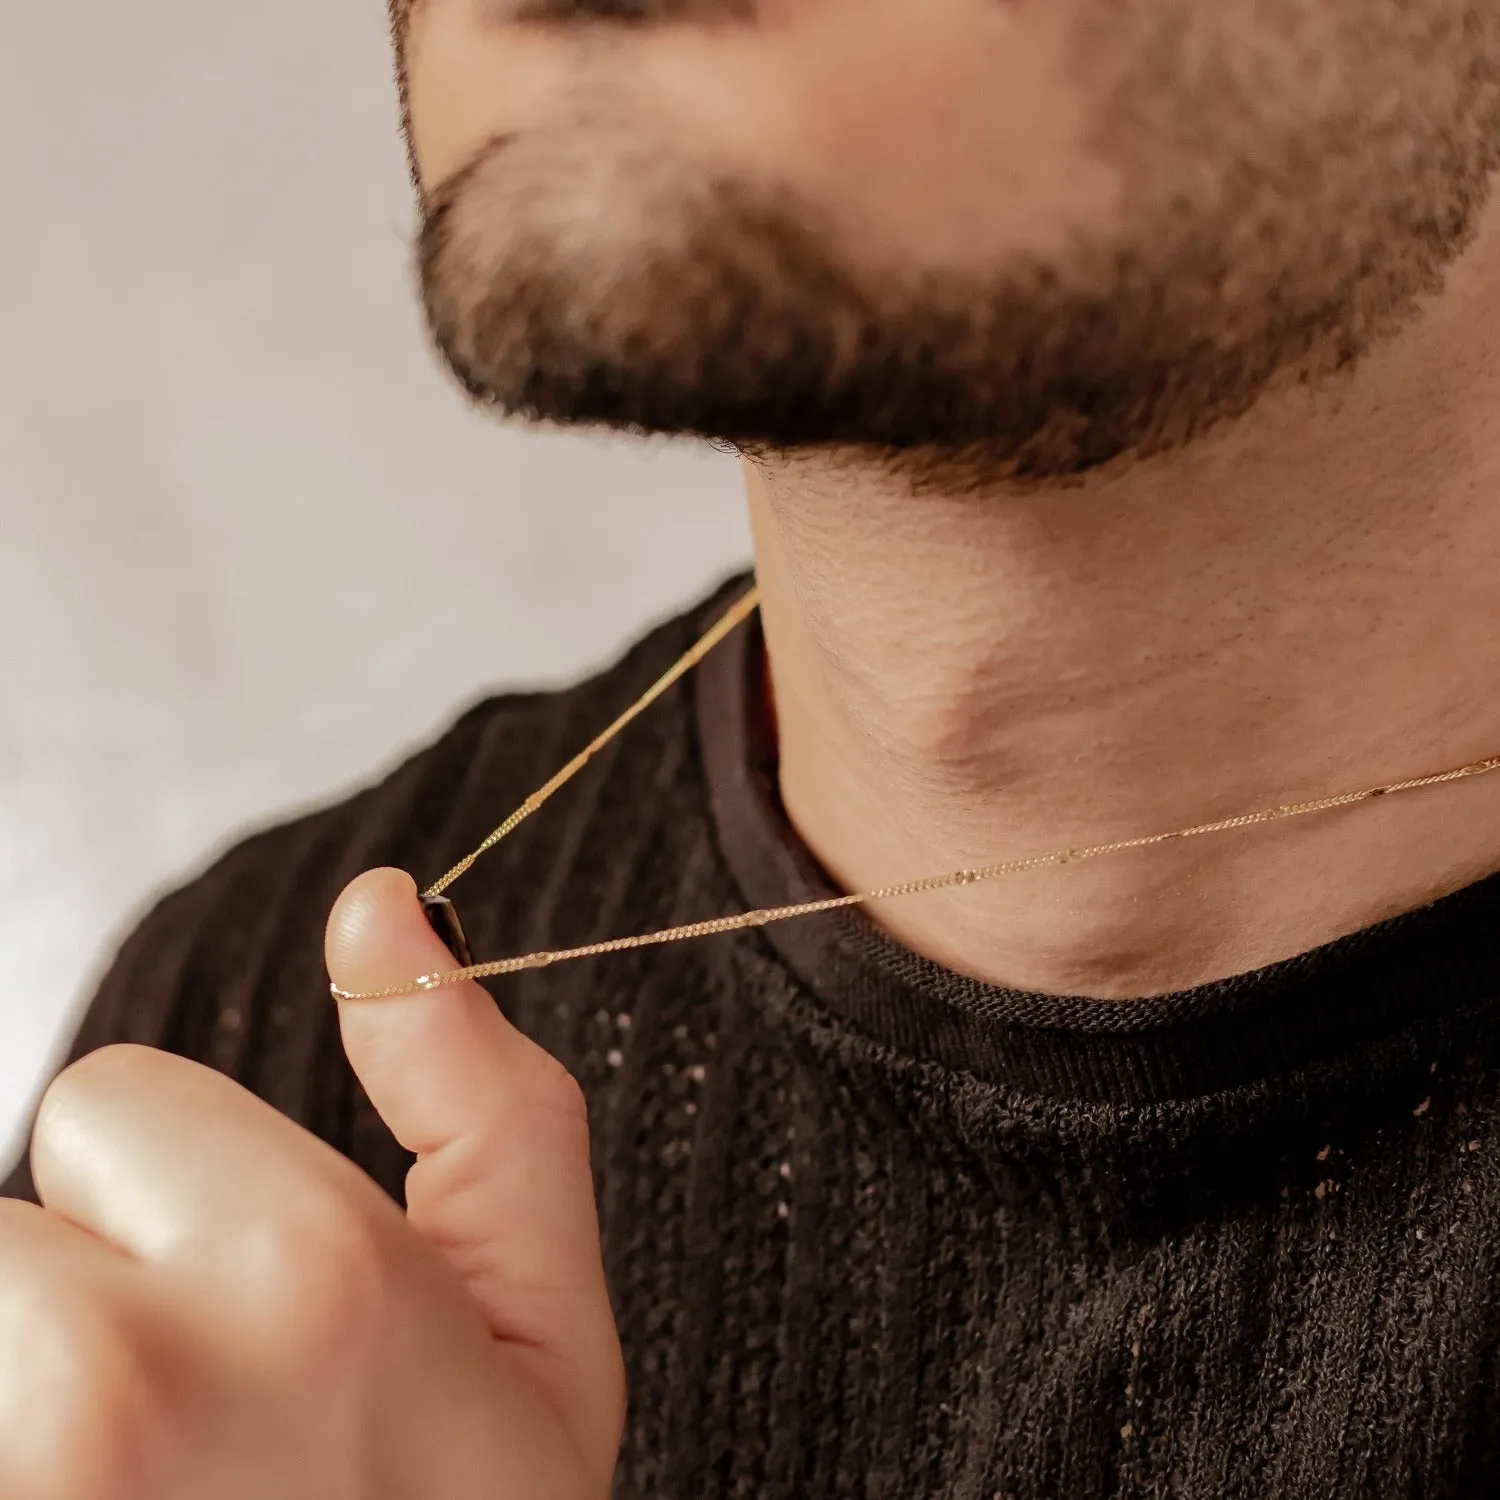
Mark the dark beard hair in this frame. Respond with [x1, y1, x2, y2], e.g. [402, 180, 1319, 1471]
[405, 3, 1500, 484]
[416, 143, 1467, 483]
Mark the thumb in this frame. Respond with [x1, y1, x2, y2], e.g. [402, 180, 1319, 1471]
[326, 869, 621, 1394]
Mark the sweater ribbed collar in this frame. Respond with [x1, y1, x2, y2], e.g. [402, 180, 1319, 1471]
[693, 574, 1500, 1108]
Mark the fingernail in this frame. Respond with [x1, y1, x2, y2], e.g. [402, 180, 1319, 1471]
[421, 895, 475, 969]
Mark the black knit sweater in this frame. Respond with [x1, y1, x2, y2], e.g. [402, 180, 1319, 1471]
[10, 571, 1500, 1497]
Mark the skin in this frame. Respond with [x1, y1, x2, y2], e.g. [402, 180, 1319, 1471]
[403, 1, 1113, 274]
[1, 871, 624, 1498]
[748, 210, 1500, 995]
[8, 1, 1500, 1494]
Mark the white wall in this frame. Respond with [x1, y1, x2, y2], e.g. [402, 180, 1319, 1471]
[0, 2, 751, 1169]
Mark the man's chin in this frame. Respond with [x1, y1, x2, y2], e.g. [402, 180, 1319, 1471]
[413, 133, 1421, 485]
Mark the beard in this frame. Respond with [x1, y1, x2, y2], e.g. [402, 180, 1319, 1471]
[405, 3, 1500, 483]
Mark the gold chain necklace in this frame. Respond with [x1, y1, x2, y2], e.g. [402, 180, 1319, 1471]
[331, 587, 1500, 1003]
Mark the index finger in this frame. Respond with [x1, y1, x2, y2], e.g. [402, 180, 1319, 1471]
[30, 1046, 374, 1266]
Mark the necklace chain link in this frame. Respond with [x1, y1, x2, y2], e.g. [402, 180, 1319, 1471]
[331, 587, 1500, 1003]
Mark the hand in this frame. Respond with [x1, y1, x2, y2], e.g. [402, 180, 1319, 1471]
[0, 868, 625, 1499]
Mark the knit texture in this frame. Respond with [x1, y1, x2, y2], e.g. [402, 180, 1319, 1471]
[9, 570, 1500, 1498]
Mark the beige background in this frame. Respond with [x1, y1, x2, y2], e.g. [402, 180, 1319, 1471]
[0, 2, 750, 1170]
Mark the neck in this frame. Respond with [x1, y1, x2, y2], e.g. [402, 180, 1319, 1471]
[747, 205, 1500, 1000]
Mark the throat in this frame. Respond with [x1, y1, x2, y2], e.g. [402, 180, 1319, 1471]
[742, 445, 1500, 999]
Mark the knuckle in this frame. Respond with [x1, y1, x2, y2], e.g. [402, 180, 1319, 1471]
[33, 1050, 116, 1143]
[507, 1052, 594, 1175]
[42, 1044, 151, 1111]
[33, 1047, 166, 1164]
[529, 1048, 591, 1128]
